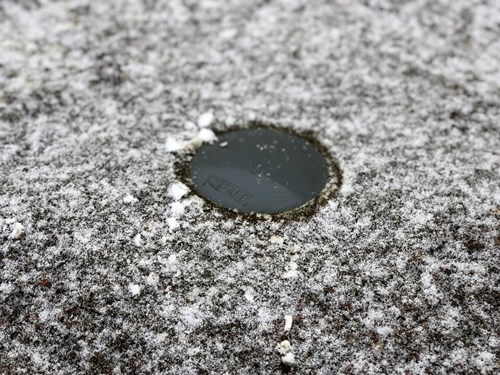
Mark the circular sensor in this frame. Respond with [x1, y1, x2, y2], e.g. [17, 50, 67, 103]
[189, 127, 334, 214]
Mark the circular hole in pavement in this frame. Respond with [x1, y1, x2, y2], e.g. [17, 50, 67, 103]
[187, 126, 341, 215]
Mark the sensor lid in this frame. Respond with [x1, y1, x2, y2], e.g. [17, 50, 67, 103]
[189, 127, 330, 214]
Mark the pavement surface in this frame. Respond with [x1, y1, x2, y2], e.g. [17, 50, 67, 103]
[1, 0, 499, 374]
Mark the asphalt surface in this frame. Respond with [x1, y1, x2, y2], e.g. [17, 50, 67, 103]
[1, 0, 499, 374]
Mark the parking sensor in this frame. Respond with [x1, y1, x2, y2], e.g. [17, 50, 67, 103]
[189, 127, 331, 214]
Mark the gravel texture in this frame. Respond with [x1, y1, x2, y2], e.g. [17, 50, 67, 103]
[1, 0, 499, 374]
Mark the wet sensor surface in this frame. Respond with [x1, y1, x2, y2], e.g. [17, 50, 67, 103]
[189, 127, 332, 214]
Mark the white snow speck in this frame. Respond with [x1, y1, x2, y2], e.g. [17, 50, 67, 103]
[180, 305, 203, 327]
[283, 270, 298, 278]
[182, 128, 219, 150]
[0, 283, 14, 295]
[10, 222, 24, 239]
[165, 137, 185, 152]
[127, 149, 141, 160]
[284, 315, 293, 331]
[474, 351, 495, 368]
[269, 235, 284, 245]
[155, 332, 168, 344]
[219, 142, 228, 148]
[197, 111, 214, 128]
[282, 260, 299, 278]
[168, 182, 189, 201]
[171, 201, 186, 216]
[128, 283, 141, 296]
[146, 273, 159, 286]
[421, 270, 439, 301]
[38, 308, 60, 323]
[168, 254, 177, 264]
[103, 99, 118, 116]
[364, 309, 384, 328]
[167, 217, 180, 230]
[282, 270, 298, 278]
[197, 128, 218, 143]
[376, 326, 393, 336]
[31, 352, 44, 366]
[38, 310, 50, 322]
[134, 233, 142, 246]
[244, 288, 255, 303]
[257, 307, 273, 323]
[123, 194, 137, 204]
[276, 340, 292, 355]
[282, 352, 295, 365]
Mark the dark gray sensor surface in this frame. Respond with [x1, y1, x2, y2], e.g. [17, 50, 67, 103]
[188, 128, 330, 214]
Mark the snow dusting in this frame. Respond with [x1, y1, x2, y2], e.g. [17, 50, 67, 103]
[1, 0, 498, 373]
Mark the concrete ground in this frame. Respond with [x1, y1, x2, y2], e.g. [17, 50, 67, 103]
[1, 0, 499, 374]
